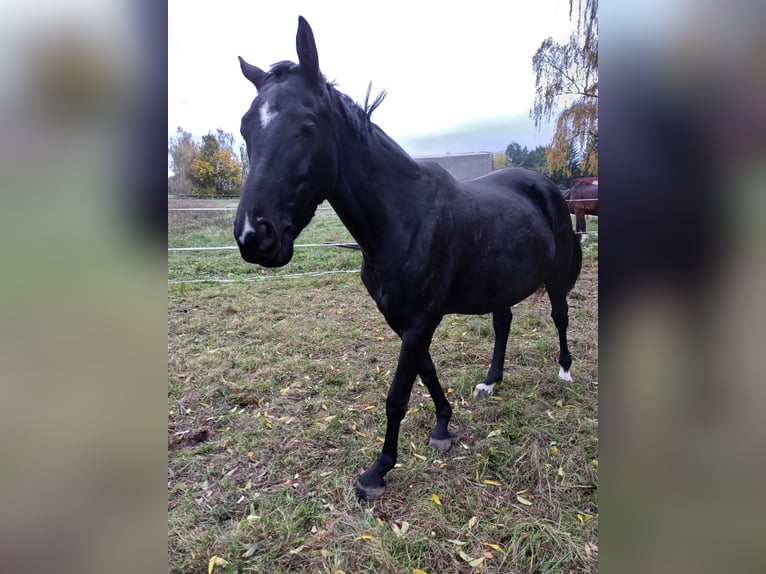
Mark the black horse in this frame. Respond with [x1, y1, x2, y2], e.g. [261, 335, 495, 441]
[234, 17, 582, 500]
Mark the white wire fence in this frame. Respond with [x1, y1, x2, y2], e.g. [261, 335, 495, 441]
[168, 205, 596, 284]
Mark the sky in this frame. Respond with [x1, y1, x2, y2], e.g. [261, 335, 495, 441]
[168, 0, 576, 164]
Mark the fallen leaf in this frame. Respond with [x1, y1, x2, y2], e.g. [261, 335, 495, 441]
[483, 543, 503, 552]
[391, 521, 411, 538]
[467, 516, 478, 531]
[413, 570, 429, 574]
[483, 479, 502, 487]
[516, 495, 533, 506]
[446, 538, 466, 546]
[577, 513, 594, 525]
[412, 452, 426, 460]
[486, 429, 502, 438]
[469, 556, 485, 568]
[289, 545, 305, 554]
[208, 556, 228, 574]
[549, 445, 559, 455]
[431, 493, 442, 506]
[458, 550, 474, 562]
[356, 535, 374, 541]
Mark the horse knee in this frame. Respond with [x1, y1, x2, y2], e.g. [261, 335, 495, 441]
[385, 395, 408, 421]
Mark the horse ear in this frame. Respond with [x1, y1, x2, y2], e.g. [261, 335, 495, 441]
[296, 16, 320, 82]
[239, 56, 266, 90]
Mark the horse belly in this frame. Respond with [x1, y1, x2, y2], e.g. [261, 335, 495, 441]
[443, 240, 554, 315]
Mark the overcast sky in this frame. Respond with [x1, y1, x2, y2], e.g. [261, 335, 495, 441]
[168, 0, 575, 160]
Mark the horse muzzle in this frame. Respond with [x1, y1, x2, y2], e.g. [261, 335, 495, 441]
[234, 216, 294, 267]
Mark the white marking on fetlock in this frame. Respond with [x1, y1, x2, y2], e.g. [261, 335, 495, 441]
[473, 382, 495, 398]
[558, 366, 573, 382]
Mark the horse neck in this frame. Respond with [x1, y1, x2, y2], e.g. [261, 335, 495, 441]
[326, 117, 421, 260]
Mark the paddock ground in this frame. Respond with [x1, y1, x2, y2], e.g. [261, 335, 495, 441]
[168, 201, 598, 573]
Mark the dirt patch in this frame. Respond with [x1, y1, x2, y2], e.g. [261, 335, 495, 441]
[168, 428, 210, 451]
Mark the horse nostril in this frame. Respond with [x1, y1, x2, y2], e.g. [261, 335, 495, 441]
[254, 220, 278, 251]
[236, 215, 282, 261]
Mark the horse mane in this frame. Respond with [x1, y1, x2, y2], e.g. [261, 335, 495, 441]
[328, 82, 387, 141]
[362, 82, 387, 119]
[265, 60, 385, 140]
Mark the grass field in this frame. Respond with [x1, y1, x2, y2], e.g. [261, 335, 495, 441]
[168, 199, 598, 573]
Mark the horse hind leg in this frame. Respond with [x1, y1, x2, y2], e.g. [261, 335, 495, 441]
[546, 282, 573, 383]
[576, 212, 588, 241]
[419, 352, 453, 453]
[473, 308, 512, 398]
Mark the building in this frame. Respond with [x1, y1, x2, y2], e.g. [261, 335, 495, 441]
[414, 151, 493, 181]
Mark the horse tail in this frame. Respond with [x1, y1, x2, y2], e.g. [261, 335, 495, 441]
[566, 229, 583, 293]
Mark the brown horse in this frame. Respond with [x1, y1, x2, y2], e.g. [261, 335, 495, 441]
[563, 178, 598, 237]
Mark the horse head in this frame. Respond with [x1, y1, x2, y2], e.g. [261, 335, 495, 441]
[234, 17, 339, 267]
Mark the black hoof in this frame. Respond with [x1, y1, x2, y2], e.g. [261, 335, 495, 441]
[356, 479, 386, 501]
[428, 436, 452, 453]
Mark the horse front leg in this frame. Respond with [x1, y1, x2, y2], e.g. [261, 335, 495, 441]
[356, 320, 437, 500]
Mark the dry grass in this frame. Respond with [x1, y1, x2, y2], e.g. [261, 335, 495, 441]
[168, 203, 598, 573]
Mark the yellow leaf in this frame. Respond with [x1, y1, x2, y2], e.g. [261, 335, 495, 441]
[483, 479, 502, 487]
[467, 516, 478, 530]
[577, 513, 593, 524]
[431, 493, 442, 506]
[247, 451, 254, 458]
[549, 445, 559, 455]
[363, 405, 376, 410]
[208, 556, 228, 574]
[458, 550, 474, 562]
[356, 535, 374, 541]
[413, 570, 429, 574]
[412, 452, 426, 460]
[516, 495, 533, 506]
[483, 543, 503, 552]
[469, 556, 485, 568]
[591, 459, 599, 467]
[289, 545, 305, 554]
[446, 538, 466, 546]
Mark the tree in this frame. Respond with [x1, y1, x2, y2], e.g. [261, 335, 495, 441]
[531, 0, 597, 176]
[239, 142, 249, 181]
[505, 142, 548, 175]
[190, 129, 243, 197]
[492, 151, 508, 170]
[168, 127, 198, 196]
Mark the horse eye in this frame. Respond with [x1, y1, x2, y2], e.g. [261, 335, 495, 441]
[300, 121, 317, 136]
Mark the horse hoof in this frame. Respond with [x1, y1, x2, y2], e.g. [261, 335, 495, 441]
[428, 437, 452, 453]
[356, 479, 385, 501]
[472, 383, 494, 398]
